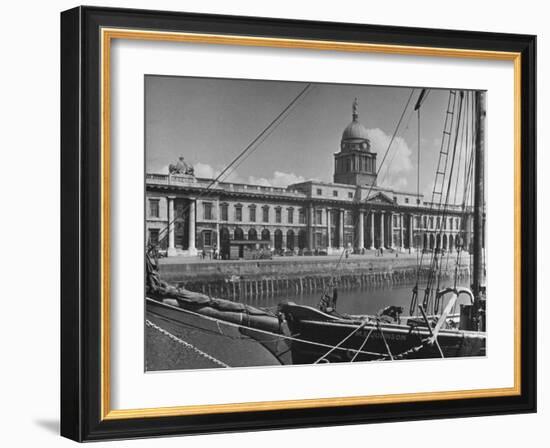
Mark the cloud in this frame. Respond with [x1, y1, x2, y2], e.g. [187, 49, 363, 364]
[193, 163, 304, 188]
[248, 171, 305, 187]
[368, 128, 413, 190]
[193, 162, 241, 183]
[193, 162, 217, 178]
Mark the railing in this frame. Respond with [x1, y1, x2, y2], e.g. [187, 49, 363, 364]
[145, 173, 304, 197]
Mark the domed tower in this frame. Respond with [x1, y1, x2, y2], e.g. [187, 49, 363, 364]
[333, 98, 377, 186]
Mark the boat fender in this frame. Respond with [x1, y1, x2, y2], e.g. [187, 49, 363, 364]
[162, 298, 179, 307]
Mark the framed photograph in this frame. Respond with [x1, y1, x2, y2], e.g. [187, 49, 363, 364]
[60, 6, 536, 441]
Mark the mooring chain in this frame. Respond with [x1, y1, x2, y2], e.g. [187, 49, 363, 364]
[145, 319, 230, 368]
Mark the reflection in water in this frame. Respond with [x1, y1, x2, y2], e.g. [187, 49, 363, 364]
[238, 278, 471, 316]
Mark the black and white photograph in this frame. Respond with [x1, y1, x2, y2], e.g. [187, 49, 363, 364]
[144, 76, 487, 371]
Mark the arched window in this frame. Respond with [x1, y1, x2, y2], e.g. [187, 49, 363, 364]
[220, 227, 230, 259]
[248, 228, 257, 240]
[261, 229, 270, 241]
[286, 230, 295, 250]
[274, 230, 283, 250]
[234, 227, 243, 241]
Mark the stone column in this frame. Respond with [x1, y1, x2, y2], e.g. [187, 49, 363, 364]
[339, 209, 344, 250]
[357, 210, 364, 251]
[409, 214, 414, 251]
[380, 211, 385, 249]
[167, 196, 176, 257]
[188, 198, 197, 256]
[400, 213, 405, 251]
[308, 205, 315, 250]
[389, 213, 394, 249]
[326, 208, 332, 252]
[370, 210, 374, 250]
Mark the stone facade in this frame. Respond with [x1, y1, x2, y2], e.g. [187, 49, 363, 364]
[145, 99, 473, 257]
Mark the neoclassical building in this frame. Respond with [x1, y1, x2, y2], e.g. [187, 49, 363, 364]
[146, 100, 473, 258]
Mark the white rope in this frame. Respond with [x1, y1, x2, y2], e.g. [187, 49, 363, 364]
[313, 318, 371, 364]
[350, 327, 375, 362]
[147, 299, 386, 358]
[146, 319, 230, 368]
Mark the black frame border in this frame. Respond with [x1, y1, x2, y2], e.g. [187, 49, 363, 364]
[61, 6, 537, 442]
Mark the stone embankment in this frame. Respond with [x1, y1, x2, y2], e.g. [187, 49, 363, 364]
[159, 255, 470, 300]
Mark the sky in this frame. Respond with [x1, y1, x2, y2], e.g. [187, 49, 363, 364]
[145, 76, 479, 200]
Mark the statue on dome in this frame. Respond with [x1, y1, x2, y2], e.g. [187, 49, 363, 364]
[169, 156, 194, 176]
[352, 97, 358, 121]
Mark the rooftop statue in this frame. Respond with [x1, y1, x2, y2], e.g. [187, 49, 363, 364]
[169, 156, 194, 176]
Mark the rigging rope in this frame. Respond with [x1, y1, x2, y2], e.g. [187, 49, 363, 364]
[411, 89, 457, 314]
[149, 83, 313, 251]
[318, 88, 416, 307]
[148, 300, 385, 357]
[422, 91, 465, 315]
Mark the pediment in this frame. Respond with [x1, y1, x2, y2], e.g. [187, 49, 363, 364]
[365, 192, 394, 205]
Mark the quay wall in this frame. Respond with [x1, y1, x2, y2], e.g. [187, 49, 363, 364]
[159, 257, 470, 300]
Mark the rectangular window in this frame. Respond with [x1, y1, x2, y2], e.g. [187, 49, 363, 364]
[149, 228, 159, 246]
[149, 199, 159, 218]
[315, 232, 323, 248]
[344, 211, 352, 226]
[235, 206, 242, 222]
[287, 208, 294, 224]
[221, 204, 228, 221]
[203, 202, 213, 220]
[333, 190, 338, 197]
[249, 206, 256, 222]
[416, 198, 421, 205]
[275, 208, 282, 223]
[316, 188, 322, 195]
[315, 209, 323, 225]
[348, 192, 353, 199]
[203, 230, 212, 246]
[262, 207, 269, 223]
[405, 197, 409, 204]
[298, 208, 306, 224]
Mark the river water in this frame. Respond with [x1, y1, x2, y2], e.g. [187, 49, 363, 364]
[237, 277, 471, 316]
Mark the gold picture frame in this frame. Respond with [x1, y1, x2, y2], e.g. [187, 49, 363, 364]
[61, 6, 536, 441]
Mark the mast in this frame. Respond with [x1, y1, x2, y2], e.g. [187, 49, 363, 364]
[472, 91, 486, 302]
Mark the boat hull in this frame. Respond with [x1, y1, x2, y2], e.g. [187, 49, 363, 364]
[280, 303, 486, 364]
[146, 298, 293, 369]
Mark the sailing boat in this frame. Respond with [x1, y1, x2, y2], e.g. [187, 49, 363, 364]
[278, 89, 487, 364]
[144, 86, 315, 369]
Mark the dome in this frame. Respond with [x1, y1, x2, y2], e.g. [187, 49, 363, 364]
[342, 120, 370, 141]
[342, 97, 369, 142]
